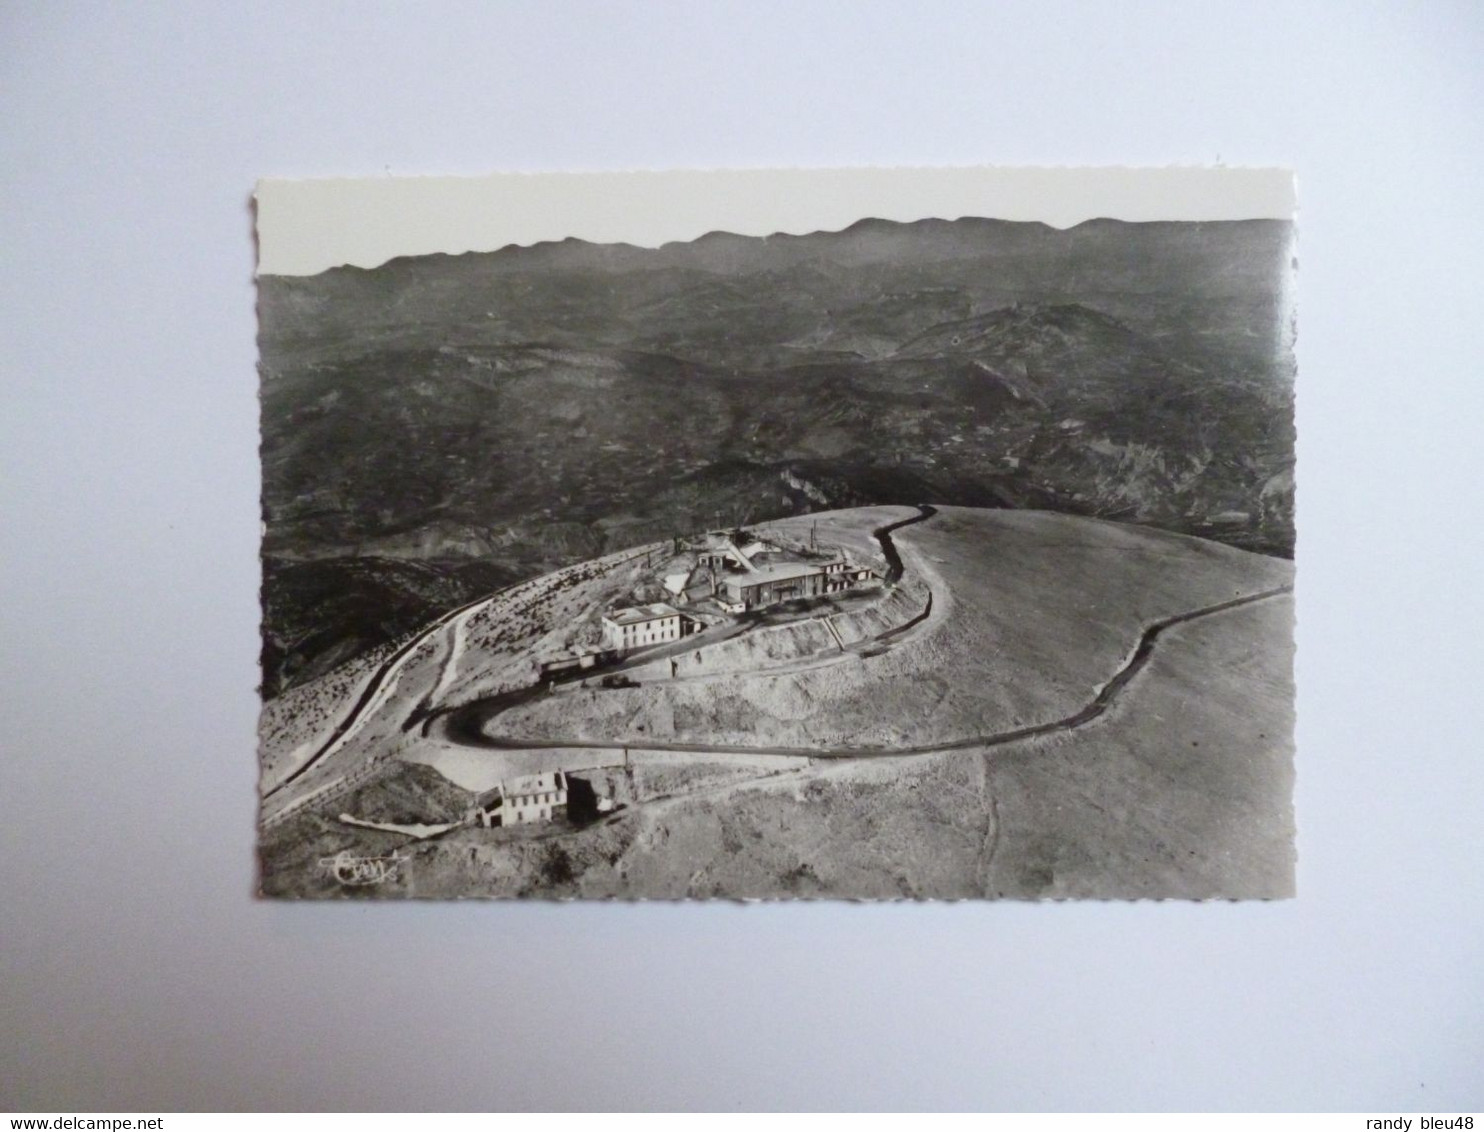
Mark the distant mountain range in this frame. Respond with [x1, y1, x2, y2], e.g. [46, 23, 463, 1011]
[258, 217, 1295, 696]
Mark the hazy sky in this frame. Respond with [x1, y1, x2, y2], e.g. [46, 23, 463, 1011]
[255, 166, 1297, 276]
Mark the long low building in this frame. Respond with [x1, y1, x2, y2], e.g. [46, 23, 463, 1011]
[720, 559, 872, 611]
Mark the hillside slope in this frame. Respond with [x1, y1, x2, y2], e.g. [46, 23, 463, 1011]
[486, 506, 1291, 752]
[258, 506, 1294, 900]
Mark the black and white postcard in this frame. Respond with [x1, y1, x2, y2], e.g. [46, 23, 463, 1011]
[254, 167, 1297, 900]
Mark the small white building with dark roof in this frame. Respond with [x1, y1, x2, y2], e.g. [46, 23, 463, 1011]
[473, 771, 570, 828]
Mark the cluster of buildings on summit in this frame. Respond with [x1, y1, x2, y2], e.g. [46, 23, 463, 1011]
[507, 530, 883, 827]
[599, 530, 875, 653]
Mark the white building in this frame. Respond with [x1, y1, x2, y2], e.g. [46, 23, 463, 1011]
[474, 771, 569, 827]
[719, 558, 871, 611]
[601, 603, 686, 651]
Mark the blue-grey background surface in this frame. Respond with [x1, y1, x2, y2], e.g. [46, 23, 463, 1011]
[2, 1, 1480, 1111]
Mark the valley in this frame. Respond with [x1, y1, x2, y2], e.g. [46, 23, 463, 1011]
[258, 218, 1295, 696]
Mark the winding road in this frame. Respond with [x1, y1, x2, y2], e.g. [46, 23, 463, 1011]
[428, 504, 1290, 764]
[265, 503, 1292, 827]
[263, 587, 504, 800]
[873, 503, 938, 583]
[434, 583, 1292, 760]
[430, 503, 941, 749]
[263, 542, 662, 808]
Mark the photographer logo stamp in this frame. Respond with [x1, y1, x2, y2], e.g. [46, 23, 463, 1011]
[319, 850, 410, 887]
